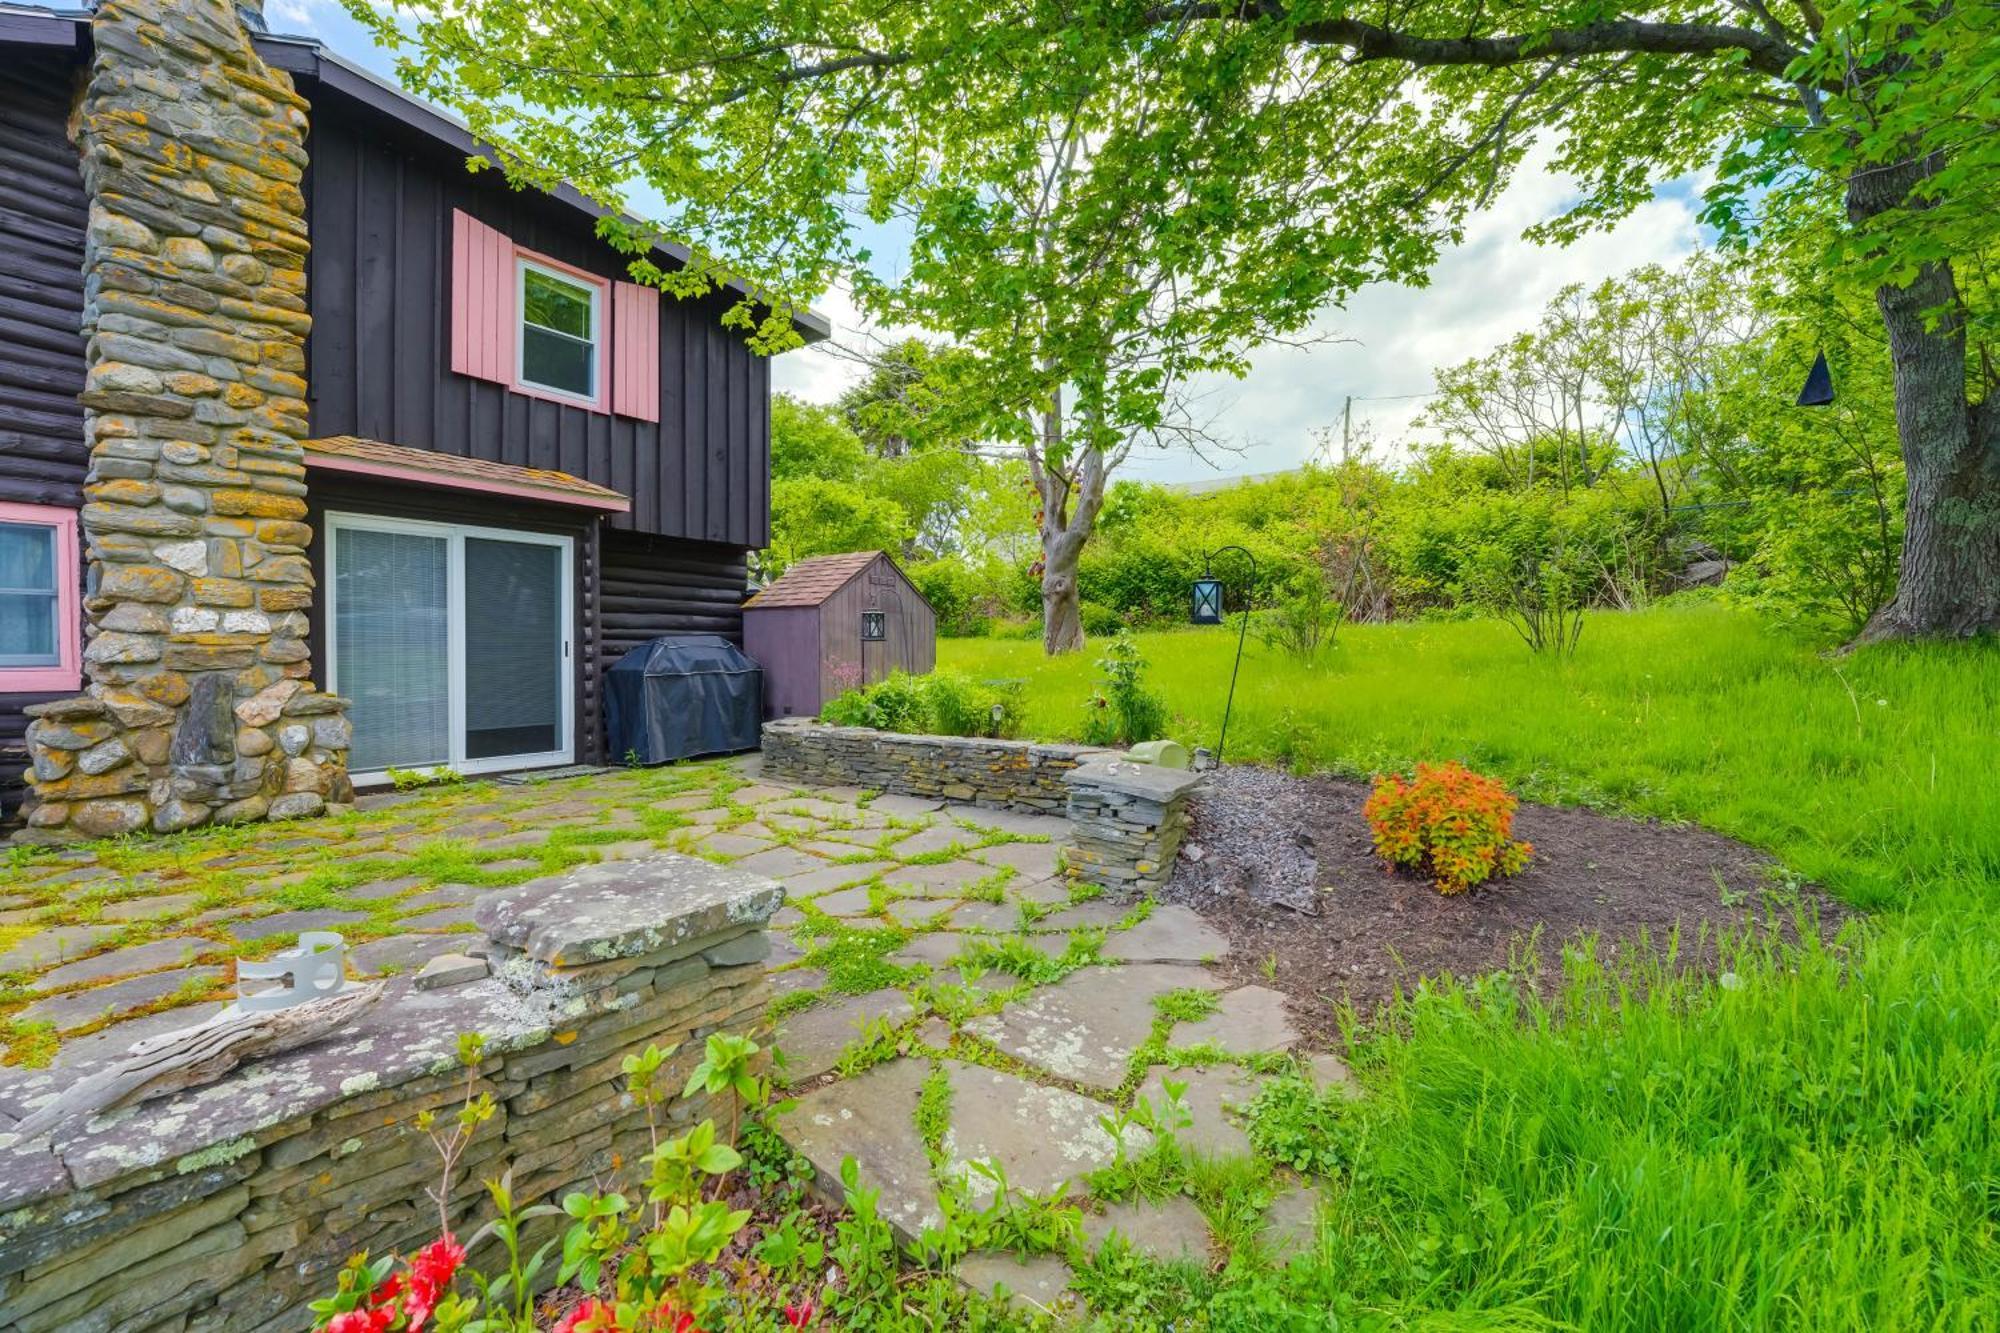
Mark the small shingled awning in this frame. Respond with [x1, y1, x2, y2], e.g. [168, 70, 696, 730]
[302, 435, 631, 512]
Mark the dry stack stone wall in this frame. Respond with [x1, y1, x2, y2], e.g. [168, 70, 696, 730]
[0, 855, 783, 1333]
[1062, 757, 1203, 898]
[759, 720, 1201, 899]
[760, 716, 1105, 812]
[18, 0, 350, 841]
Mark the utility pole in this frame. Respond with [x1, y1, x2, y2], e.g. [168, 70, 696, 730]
[1340, 394, 1352, 464]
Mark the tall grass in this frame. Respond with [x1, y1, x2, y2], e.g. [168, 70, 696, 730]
[945, 604, 2000, 1326]
[944, 604, 2000, 911]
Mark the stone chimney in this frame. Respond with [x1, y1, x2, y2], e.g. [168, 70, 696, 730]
[18, 0, 352, 840]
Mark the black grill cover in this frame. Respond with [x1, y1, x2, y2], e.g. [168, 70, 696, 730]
[604, 635, 764, 764]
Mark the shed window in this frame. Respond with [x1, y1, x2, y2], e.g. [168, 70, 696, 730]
[518, 259, 601, 401]
[860, 611, 886, 641]
[0, 503, 79, 690]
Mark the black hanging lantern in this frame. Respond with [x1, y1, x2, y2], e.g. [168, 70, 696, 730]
[1191, 577, 1225, 625]
[1192, 546, 1256, 764]
[1796, 349, 1835, 407]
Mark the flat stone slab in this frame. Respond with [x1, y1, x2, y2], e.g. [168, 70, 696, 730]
[889, 932, 968, 969]
[19, 966, 224, 1031]
[964, 964, 1222, 1090]
[888, 825, 969, 858]
[414, 952, 490, 991]
[348, 933, 464, 975]
[96, 892, 205, 923]
[782, 861, 895, 896]
[950, 806, 1073, 838]
[940, 1060, 1146, 1202]
[810, 886, 876, 918]
[1261, 1185, 1324, 1259]
[869, 794, 944, 817]
[771, 965, 826, 995]
[226, 909, 371, 942]
[957, 1251, 1076, 1314]
[950, 902, 1019, 932]
[1101, 906, 1229, 964]
[475, 854, 782, 966]
[881, 860, 991, 895]
[1172, 985, 1298, 1055]
[773, 1057, 941, 1242]
[774, 989, 915, 1081]
[1083, 1195, 1212, 1263]
[1135, 1065, 1266, 1161]
[736, 847, 827, 879]
[886, 898, 956, 928]
[1038, 901, 1125, 930]
[397, 906, 477, 931]
[695, 832, 775, 858]
[343, 876, 427, 902]
[33, 937, 209, 991]
[0, 926, 119, 972]
[1008, 877, 1069, 906]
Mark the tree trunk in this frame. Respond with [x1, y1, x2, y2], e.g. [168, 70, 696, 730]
[1026, 395, 1111, 655]
[1848, 166, 2000, 642]
[1042, 528, 1085, 653]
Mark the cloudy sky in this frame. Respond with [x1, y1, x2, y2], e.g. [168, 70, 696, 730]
[275, 1, 1705, 484]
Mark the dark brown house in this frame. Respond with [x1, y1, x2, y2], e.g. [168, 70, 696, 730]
[744, 552, 935, 719]
[0, 0, 826, 836]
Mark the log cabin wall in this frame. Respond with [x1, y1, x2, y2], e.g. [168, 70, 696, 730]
[0, 59, 88, 817]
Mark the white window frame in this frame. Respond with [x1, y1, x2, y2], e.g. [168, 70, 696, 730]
[324, 512, 575, 785]
[514, 256, 603, 405]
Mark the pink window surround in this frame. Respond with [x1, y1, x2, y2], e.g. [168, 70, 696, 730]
[0, 501, 81, 693]
[452, 209, 658, 421]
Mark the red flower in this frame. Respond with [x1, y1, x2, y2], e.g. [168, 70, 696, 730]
[326, 1310, 392, 1333]
[400, 1234, 466, 1330]
[554, 1298, 623, 1333]
[784, 1302, 818, 1328]
[653, 1302, 699, 1333]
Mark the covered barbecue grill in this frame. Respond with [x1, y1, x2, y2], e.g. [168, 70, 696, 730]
[603, 635, 763, 764]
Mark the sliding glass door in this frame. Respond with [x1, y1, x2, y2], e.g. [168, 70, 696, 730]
[328, 514, 573, 779]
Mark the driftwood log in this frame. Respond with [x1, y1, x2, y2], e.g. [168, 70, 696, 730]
[7, 982, 383, 1144]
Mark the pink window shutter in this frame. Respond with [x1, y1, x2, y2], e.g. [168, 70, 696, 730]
[612, 280, 660, 422]
[451, 209, 515, 384]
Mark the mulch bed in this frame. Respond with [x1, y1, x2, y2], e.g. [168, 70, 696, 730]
[1163, 766, 1847, 1046]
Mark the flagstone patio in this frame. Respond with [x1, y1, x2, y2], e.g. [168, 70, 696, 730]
[0, 756, 1344, 1306]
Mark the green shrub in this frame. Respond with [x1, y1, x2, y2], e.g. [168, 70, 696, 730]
[820, 670, 1021, 738]
[1079, 632, 1169, 746]
[1078, 600, 1126, 637]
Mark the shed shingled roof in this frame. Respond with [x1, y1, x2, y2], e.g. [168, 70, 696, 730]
[742, 552, 886, 608]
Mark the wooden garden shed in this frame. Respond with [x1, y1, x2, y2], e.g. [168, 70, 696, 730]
[743, 551, 936, 719]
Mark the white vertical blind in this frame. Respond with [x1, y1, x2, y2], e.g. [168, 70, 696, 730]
[464, 537, 562, 760]
[335, 527, 451, 772]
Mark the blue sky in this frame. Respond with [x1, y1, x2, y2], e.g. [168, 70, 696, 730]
[272, 0, 1705, 484]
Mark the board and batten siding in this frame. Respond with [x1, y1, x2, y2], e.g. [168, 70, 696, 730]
[0, 60, 89, 816]
[298, 93, 771, 549]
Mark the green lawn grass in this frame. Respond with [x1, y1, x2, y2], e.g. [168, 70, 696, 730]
[941, 603, 2000, 1326]
[943, 602, 2000, 911]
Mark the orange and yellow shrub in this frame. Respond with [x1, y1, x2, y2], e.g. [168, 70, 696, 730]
[1363, 761, 1533, 894]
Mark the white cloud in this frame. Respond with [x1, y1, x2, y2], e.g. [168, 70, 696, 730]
[777, 150, 1704, 483]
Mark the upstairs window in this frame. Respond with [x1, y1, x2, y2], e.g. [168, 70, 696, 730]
[517, 259, 601, 402]
[0, 502, 79, 691]
[860, 611, 886, 641]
